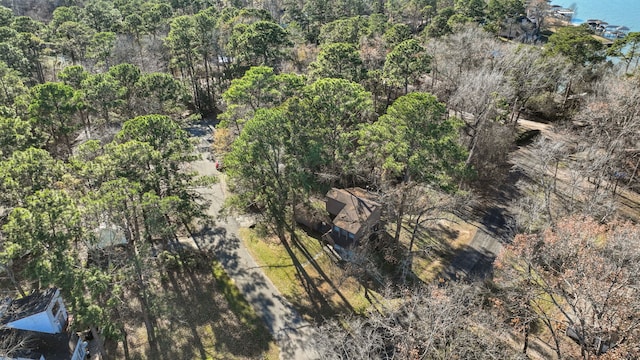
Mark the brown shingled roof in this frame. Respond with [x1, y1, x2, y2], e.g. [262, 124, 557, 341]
[326, 188, 380, 235]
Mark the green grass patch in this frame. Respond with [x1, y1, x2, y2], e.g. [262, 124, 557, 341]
[240, 228, 377, 318]
[240, 228, 299, 297]
[212, 261, 257, 326]
[413, 258, 444, 283]
[208, 259, 279, 359]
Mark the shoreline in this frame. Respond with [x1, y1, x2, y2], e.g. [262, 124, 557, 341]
[544, 0, 636, 33]
[528, 1, 616, 46]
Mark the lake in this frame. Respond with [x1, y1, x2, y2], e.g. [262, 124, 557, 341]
[550, 0, 640, 32]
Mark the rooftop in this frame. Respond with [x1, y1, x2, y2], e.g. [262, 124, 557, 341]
[0, 289, 58, 326]
[326, 188, 380, 235]
[0, 331, 82, 360]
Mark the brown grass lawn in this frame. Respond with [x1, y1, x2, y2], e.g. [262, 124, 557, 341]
[120, 256, 278, 360]
[395, 215, 477, 282]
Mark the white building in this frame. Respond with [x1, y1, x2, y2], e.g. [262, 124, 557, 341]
[0, 288, 88, 360]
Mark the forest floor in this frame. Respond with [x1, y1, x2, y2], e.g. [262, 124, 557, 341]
[462, 116, 640, 359]
[515, 118, 640, 222]
[121, 258, 279, 360]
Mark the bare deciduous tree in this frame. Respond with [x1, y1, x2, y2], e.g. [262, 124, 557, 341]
[448, 67, 512, 168]
[575, 76, 640, 195]
[427, 24, 502, 101]
[499, 46, 569, 124]
[497, 217, 640, 359]
[0, 325, 31, 358]
[316, 282, 523, 359]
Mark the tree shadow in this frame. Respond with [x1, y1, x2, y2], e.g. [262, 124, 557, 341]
[150, 248, 273, 360]
[441, 245, 496, 282]
[457, 167, 528, 239]
[185, 120, 218, 158]
[190, 224, 242, 270]
[409, 222, 460, 259]
[479, 207, 516, 244]
[190, 222, 324, 358]
[293, 233, 355, 311]
[469, 154, 528, 201]
[279, 235, 334, 319]
[185, 124, 212, 138]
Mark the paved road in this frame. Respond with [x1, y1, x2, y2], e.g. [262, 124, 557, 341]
[443, 228, 502, 281]
[444, 207, 514, 281]
[186, 122, 320, 360]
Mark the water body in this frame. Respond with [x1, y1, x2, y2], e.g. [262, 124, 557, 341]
[550, 0, 640, 32]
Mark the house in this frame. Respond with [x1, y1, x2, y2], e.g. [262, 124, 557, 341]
[324, 188, 381, 247]
[94, 224, 127, 250]
[0, 288, 68, 334]
[0, 288, 88, 360]
[0, 332, 88, 360]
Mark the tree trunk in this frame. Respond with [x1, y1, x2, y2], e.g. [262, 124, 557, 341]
[542, 313, 563, 359]
[464, 126, 480, 168]
[64, 132, 73, 158]
[35, 59, 45, 84]
[136, 36, 145, 71]
[562, 79, 572, 108]
[110, 306, 130, 360]
[408, 218, 419, 255]
[523, 319, 529, 354]
[91, 326, 107, 360]
[1, 264, 26, 297]
[627, 156, 640, 186]
[394, 191, 407, 242]
[132, 249, 157, 354]
[553, 159, 559, 191]
[203, 55, 214, 114]
[121, 325, 130, 360]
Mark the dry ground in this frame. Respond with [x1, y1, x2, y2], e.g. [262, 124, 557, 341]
[117, 255, 278, 360]
[395, 216, 478, 282]
[516, 119, 640, 222]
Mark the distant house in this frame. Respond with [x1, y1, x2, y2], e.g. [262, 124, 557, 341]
[0, 288, 88, 360]
[95, 224, 127, 250]
[498, 16, 537, 41]
[324, 188, 381, 247]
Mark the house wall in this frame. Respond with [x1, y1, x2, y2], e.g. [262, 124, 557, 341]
[7, 295, 67, 334]
[71, 340, 88, 360]
[49, 296, 68, 332]
[7, 312, 55, 333]
[331, 225, 355, 247]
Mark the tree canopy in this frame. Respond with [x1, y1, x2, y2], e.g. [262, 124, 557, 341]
[0, 1, 639, 358]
